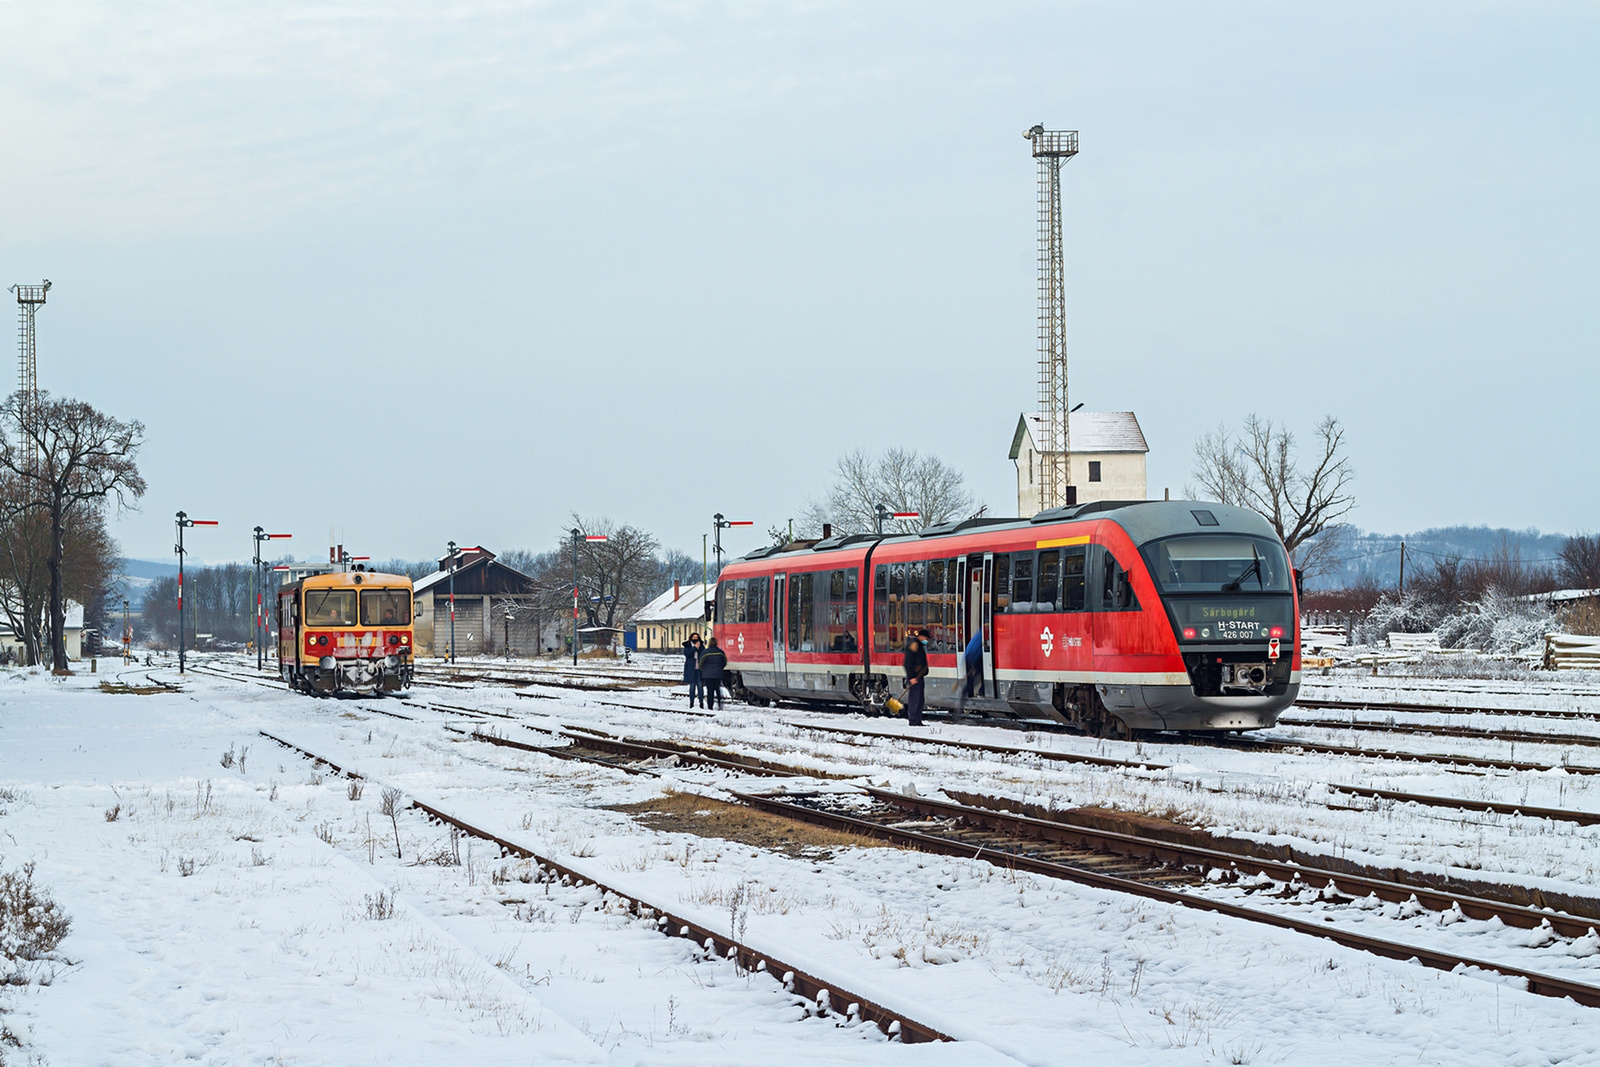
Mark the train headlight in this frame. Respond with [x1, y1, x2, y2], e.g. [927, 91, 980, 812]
[400, 634, 409, 644]
[1268, 627, 1284, 638]
[1182, 627, 1196, 639]
[387, 635, 399, 646]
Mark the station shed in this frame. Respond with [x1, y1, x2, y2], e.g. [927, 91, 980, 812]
[413, 547, 544, 658]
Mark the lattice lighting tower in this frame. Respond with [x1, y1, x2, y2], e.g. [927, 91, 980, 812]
[1023, 126, 1078, 512]
[9, 280, 50, 470]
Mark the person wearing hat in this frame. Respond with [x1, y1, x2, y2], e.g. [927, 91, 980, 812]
[902, 632, 928, 726]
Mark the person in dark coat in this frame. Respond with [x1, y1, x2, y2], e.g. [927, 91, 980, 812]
[957, 627, 983, 714]
[682, 633, 703, 707]
[902, 633, 928, 726]
[698, 637, 728, 709]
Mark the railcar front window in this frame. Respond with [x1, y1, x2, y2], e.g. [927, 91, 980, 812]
[1140, 536, 1292, 594]
[305, 590, 357, 626]
[360, 589, 412, 626]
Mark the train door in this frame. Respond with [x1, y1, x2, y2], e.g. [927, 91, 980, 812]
[978, 553, 995, 696]
[954, 557, 969, 655]
[771, 573, 786, 682]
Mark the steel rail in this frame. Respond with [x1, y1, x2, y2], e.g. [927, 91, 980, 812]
[1214, 733, 1600, 775]
[920, 788, 1600, 934]
[1296, 697, 1597, 722]
[780, 719, 1168, 771]
[453, 724, 846, 781]
[1279, 715, 1600, 749]
[1329, 783, 1600, 827]
[257, 730, 951, 1043]
[731, 789, 1600, 1008]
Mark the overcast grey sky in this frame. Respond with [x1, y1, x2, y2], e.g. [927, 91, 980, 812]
[3, 1, 1595, 567]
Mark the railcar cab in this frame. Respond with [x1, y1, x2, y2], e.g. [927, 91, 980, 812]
[277, 570, 415, 696]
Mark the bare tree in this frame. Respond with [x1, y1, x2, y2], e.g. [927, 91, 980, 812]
[1188, 415, 1353, 569]
[1558, 534, 1600, 591]
[0, 394, 145, 670]
[567, 515, 660, 630]
[802, 447, 978, 536]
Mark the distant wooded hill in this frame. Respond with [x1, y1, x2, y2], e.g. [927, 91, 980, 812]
[1306, 525, 1571, 590]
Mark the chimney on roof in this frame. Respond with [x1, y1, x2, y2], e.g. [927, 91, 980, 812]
[822, 523, 832, 539]
[673, 580, 680, 602]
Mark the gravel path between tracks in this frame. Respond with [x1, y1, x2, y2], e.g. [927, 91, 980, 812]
[3, 656, 1599, 1065]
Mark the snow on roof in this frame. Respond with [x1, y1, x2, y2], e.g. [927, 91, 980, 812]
[630, 582, 712, 625]
[412, 569, 451, 595]
[1518, 588, 1600, 604]
[1009, 412, 1148, 459]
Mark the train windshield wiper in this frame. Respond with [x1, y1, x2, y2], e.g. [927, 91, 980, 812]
[1221, 545, 1263, 593]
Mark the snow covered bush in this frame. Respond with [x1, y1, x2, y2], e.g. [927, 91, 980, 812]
[0, 862, 70, 983]
[1435, 590, 1558, 654]
[1354, 593, 1438, 644]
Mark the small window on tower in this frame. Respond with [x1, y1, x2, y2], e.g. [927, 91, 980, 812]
[1088, 460, 1102, 483]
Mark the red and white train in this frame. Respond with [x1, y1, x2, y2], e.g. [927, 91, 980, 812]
[711, 500, 1301, 735]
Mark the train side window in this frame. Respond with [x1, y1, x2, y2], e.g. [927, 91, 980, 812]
[1062, 546, 1087, 611]
[1011, 555, 1034, 610]
[787, 573, 808, 652]
[889, 563, 906, 649]
[1100, 551, 1140, 611]
[905, 560, 925, 630]
[873, 565, 889, 652]
[844, 568, 858, 649]
[992, 554, 1012, 613]
[1035, 550, 1060, 612]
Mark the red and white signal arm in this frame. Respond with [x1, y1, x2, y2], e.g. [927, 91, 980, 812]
[1268, 637, 1281, 661]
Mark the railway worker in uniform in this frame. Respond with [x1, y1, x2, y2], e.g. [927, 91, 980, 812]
[903, 633, 928, 726]
[957, 627, 983, 714]
[699, 637, 728, 709]
[682, 633, 703, 707]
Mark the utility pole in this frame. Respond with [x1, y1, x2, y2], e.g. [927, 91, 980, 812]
[253, 527, 291, 671]
[122, 599, 130, 664]
[1398, 541, 1407, 597]
[1023, 125, 1079, 513]
[174, 512, 217, 673]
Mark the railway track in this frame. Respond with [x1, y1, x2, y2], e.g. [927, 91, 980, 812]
[1296, 696, 1599, 722]
[1328, 782, 1600, 827]
[733, 787, 1600, 1008]
[257, 730, 950, 1043]
[1278, 714, 1600, 749]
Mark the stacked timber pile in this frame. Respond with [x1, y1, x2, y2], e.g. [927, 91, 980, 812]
[1544, 633, 1600, 671]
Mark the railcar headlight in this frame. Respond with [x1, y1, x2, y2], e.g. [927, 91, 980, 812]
[400, 634, 409, 644]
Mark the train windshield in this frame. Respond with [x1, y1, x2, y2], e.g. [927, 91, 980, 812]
[304, 589, 357, 626]
[1140, 535, 1292, 594]
[361, 589, 412, 626]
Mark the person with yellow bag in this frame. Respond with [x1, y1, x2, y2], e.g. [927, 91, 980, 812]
[901, 632, 928, 726]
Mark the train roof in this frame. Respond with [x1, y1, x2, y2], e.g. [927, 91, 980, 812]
[279, 570, 414, 593]
[729, 500, 1282, 566]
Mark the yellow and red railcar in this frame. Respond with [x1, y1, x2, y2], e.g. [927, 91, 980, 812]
[276, 570, 414, 695]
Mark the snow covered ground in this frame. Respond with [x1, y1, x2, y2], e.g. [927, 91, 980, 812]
[2, 656, 1599, 1065]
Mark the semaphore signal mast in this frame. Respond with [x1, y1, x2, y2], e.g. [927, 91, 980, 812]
[9, 280, 50, 470]
[1023, 126, 1078, 511]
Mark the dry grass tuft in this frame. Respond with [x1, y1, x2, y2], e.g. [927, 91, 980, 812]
[607, 791, 886, 858]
